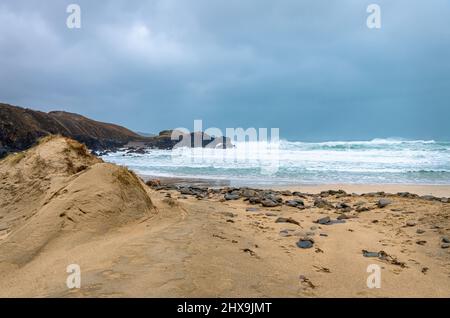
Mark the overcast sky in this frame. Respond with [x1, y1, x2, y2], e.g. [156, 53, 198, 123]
[0, 0, 449, 141]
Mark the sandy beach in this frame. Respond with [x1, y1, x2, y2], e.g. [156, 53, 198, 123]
[1, 137, 449, 297]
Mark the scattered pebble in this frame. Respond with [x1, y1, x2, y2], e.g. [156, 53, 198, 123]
[297, 238, 314, 249]
[377, 198, 392, 208]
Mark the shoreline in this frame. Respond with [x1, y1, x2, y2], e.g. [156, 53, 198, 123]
[138, 174, 450, 197]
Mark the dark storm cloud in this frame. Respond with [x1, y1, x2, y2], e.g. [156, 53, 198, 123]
[0, 0, 449, 140]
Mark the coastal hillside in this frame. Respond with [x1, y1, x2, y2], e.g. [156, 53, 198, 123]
[0, 103, 140, 156]
[0, 103, 234, 158]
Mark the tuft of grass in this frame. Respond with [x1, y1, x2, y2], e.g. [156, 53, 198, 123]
[113, 166, 140, 187]
[37, 134, 62, 145]
[3, 151, 26, 165]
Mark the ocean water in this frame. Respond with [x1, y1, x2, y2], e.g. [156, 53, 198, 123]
[101, 139, 450, 186]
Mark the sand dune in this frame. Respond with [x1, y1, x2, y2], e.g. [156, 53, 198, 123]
[0, 136, 449, 297]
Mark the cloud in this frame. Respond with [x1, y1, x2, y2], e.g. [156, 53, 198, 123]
[0, 0, 449, 140]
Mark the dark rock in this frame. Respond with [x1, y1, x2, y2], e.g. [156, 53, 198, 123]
[441, 198, 449, 203]
[441, 243, 450, 249]
[248, 197, 262, 204]
[180, 187, 194, 195]
[377, 198, 392, 208]
[241, 189, 258, 198]
[362, 250, 380, 258]
[275, 217, 300, 226]
[442, 236, 450, 244]
[224, 193, 240, 201]
[337, 214, 350, 220]
[336, 202, 351, 209]
[416, 240, 427, 246]
[297, 238, 314, 249]
[420, 195, 436, 201]
[285, 199, 304, 208]
[314, 216, 331, 225]
[406, 221, 416, 227]
[416, 229, 426, 234]
[356, 206, 371, 212]
[261, 199, 280, 207]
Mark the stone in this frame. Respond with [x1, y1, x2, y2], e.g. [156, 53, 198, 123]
[275, 217, 300, 226]
[377, 198, 391, 208]
[314, 216, 331, 225]
[249, 197, 262, 204]
[442, 236, 450, 244]
[224, 193, 240, 200]
[285, 199, 304, 207]
[314, 198, 332, 208]
[441, 243, 450, 249]
[416, 229, 426, 234]
[362, 250, 380, 258]
[261, 199, 279, 207]
[406, 221, 416, 227]
[356, 206, 371, 212]
[416, 240, 427, 246]
[246, 207, 260, 212]
[297, 238, 314, 249]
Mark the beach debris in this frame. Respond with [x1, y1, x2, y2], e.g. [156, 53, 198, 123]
[221, 212, 236, 218]
[275, 217, 300, 226]
[314, 265, 331, 273]
[377, 198, 392, 208]
[362, 250, 406, 268]
[241, 248, 258, 257]
[297, 238, 314, 249]
[299, 275, 316, 289]
[362, 250, 380, 258]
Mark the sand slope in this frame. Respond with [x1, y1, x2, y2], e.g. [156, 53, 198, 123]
[0, 137, 154, 271]
[0, 136, 449, 297]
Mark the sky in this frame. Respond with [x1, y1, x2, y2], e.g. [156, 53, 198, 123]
[0, 0, 449, 141]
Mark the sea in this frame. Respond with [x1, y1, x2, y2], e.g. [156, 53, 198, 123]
[101, 138, 450, 186]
